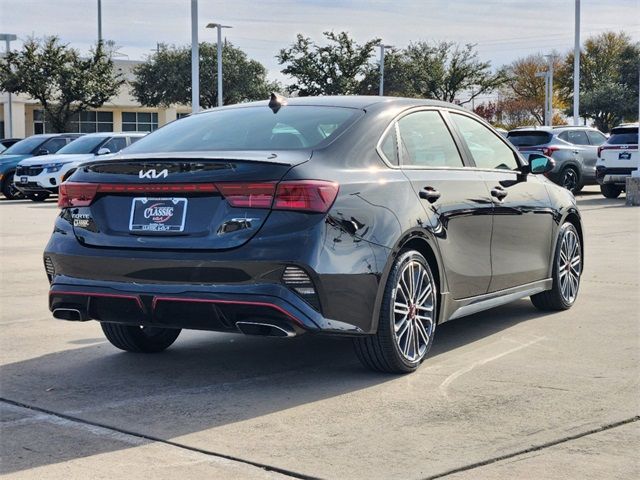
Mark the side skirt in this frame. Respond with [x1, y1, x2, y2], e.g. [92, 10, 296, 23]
[442, 279, 552, 322]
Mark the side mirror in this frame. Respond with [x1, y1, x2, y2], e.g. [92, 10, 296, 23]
[528, 153, 555, 174]
[96, 147, 111, 156]
[36, 148, 50, 156]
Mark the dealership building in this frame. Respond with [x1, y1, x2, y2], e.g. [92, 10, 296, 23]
[0, 59, 191, 139]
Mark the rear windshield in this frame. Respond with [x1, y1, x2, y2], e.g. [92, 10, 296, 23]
[607, 127, 638, 145]
[506, 131, 552, 147]
[124, 106, 362, 154]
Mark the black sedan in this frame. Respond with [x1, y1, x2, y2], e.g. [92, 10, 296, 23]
[45, 95, 583, 373]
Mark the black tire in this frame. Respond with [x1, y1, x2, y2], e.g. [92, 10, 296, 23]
[26, 192, 50, 202]
[531, 222, 582, 311]
[353, 250, 437, 374]
[559, 166, 580, 194]
[1, 171, 24, 200]
[101, 323, 181, 353]
[600, 184, 622, 199]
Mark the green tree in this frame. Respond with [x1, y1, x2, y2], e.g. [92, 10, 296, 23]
[0, 37, 123, 132]
[359, 41, 503, 104]
[557, 32, 640, 132]
[132, 42, 278, 108]
[277, 31, 380, 96]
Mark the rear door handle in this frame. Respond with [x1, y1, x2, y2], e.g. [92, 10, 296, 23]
[419, 186, 441, 203]
[490, 186, 508, 200]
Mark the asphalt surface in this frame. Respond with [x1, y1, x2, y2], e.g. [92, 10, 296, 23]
[1, 186, 638, 479]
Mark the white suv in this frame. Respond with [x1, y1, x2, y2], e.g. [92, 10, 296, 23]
[14, 132, 146, 201]
[596, 124, 639, 198]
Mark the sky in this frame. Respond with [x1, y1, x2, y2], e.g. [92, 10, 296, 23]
[1, 0, 638, 102]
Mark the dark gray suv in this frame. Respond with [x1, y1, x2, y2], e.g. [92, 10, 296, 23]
[507, 126, 607, 193]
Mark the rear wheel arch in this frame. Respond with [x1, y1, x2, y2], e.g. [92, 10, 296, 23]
[370, 232, 445, 334]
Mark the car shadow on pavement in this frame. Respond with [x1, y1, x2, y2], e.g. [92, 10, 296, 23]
[1, 298, 549, 474]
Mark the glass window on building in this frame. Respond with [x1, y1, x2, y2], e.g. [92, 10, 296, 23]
[34, 109, 48, 134]
[70, 111, 114, 133]
[122, 112, 159, 132]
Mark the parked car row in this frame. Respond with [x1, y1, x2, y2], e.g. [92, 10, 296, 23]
[505, 124, 638, 197]
[0, 132, 144, 201]
[1, 121, 637, 202]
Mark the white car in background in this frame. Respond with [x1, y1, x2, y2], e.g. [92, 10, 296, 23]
[14, 132, 146, 201]
[596, 124, 639, 198]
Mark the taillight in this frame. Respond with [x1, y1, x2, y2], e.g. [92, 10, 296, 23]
[58, 182, 218, 208]
[58, 183, 99, 208]
[597, 146, 603, 158]
[273, 180, 339, 213]
[216, 182, 276, 208]
[542, 146, 559, 157]
[59, 180, 339, 214]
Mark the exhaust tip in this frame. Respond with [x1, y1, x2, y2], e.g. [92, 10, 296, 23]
[53, 307, 88, 321]
[236, 321, 295, 337]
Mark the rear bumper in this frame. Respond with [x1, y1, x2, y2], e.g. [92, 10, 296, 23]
[48, 279, 336, 336]
[596, 166, 637, 185]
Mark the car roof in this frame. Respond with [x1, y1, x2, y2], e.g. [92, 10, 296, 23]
[509, 125, 601, 133]
[198, 95, 468, 113]
[76, 132, 146, 138]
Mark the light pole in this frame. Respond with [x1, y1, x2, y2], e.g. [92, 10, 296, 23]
[535, 71, 549, 126]
[378, 44, 392, 96]
[206, 23, 232, 107]
[97, 0, 102, 44]
[191, 0, 199, 113]
[545, 54, 556, 126]
[573, 0, 581, 125]
[0, 33, 17, 138]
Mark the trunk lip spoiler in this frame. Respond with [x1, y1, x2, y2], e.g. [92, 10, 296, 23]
[80, 150, 313, 167]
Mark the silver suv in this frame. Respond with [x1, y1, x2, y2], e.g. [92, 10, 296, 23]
[507, 126, 607, 193]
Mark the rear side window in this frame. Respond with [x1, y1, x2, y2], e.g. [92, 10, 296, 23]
[124, 106, 362, 153]
[42, 137, 68, 153]
[452, 113, 519, 170]
[380, 126, 399, 165]
[586, 130, 606, 145]
[397, 111, 463, 168]
[565, 130, 590, 145]
[608, 127, 638, 145]
[506, 131, 552, 147]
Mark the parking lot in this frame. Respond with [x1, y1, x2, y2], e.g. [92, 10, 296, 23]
[0, 187, 638, 479]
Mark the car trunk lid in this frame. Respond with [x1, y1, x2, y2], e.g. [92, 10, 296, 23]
[66, 151, 310, 250]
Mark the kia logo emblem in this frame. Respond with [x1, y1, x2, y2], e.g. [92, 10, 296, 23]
[139, 169, 168, 179]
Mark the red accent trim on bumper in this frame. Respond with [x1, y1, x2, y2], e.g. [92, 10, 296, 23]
[49, 290, 303, 327]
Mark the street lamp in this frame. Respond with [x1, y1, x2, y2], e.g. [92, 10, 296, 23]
[206, 23, 233, 107]
[544, 54, 556, 126]
[0, 33, 17, 138]
[378, 44, 393, 96]
[535, 70, 550, 126]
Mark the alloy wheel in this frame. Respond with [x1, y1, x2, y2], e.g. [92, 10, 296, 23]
[393, 260, 435, 363]
[558, 229, 581, 304]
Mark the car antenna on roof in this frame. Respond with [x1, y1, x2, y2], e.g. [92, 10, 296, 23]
[268, 92, 287, 114]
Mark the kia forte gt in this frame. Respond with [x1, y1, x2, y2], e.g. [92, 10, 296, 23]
[45, 95, 583, 373]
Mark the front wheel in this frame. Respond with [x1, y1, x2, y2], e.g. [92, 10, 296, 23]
[1, 172, 24, 200]
[353, 250, 437, 373]
[531, 222, 582, 311]
[600, 184, 622, 199]
[101, 323, 181, 353]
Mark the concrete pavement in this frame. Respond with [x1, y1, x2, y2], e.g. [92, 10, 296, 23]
[1, 187, 638, 479]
